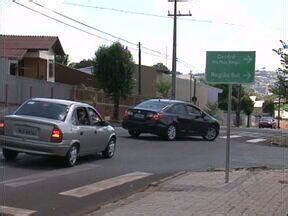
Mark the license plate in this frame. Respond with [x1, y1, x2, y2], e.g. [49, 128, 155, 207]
[17, 126, 38, 136]
[134, 113, 145, 119]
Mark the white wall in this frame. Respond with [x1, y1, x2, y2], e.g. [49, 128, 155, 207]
[0, 58, 9, 78]
[156, 73, 222, 108]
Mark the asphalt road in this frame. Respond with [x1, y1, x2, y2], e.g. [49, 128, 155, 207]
[0, 127, 287, 216]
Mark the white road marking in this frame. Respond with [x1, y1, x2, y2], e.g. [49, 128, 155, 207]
[246, 138, 267, 143]
[220, 135, 242, 139]
[0, 205, 37, 216]
[238, 131, 264, 138]
[0, 164, 100, 187]
[60, 171, 152, 198]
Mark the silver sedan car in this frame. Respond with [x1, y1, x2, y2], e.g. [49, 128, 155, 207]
[0, 98, 116, 167]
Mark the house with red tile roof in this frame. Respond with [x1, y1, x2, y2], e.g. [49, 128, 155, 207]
[0, 35, 65, 82]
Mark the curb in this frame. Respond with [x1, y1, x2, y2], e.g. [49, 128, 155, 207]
[149, 171, 187, 187]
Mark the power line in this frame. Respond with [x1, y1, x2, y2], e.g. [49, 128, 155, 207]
[29, 0, 192, 67]
[12, 0, 176, 66]
[65, 2, 287, 31]
[65, 2, 168, 19]
[12, 0, 114, 43]
[64, 2, 244, 28]
[30, 0, 137, 46]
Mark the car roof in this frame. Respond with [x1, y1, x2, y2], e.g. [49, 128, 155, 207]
[146, 99, 186, 104]
[31, 98, 89, 107]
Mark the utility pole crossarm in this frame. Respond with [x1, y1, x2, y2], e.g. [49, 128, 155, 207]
[168, 11, 192, 16]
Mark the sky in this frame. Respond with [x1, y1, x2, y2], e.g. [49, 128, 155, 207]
[1, 0, 287, 74]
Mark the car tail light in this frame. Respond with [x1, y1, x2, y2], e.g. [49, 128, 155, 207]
[152, 113, 163, 121]
[124, 110, 133, 118]
[51, 127, 63, 143]
[0, 122, 4, 135]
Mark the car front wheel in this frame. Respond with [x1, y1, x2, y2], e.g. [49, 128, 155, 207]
[65, 144, 79, 167]
[203, 126, 218, 141]
[103, 138, 116, 159]
[2, 148, 18, 161]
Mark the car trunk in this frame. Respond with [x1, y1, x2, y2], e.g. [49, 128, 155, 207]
[4, 115, 63, 142]
[128, 109, 158, 121]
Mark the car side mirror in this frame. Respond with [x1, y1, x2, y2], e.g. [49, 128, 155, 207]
[201, 112, 206, 118]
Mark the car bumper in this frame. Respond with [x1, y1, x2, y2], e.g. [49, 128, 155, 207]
[0, 135, 71, 157]
[259, 123, 274, 128]
[122, 120, 167, 134]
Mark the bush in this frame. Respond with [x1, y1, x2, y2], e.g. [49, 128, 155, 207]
[204, 102, 224, 121]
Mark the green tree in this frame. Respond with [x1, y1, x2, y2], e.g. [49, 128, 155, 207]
[69, 59, 94, 69]
[262, 100, 275, 116]
[55, 54, 69, 66]
[271, 40, 288, 99]
[241, 96, 254, 127]
[204, 102, 223, 121]
[153, 63, 170, 73]
[215, 84, 245, 111]
[93, 42, 135, 120]
[156, 79, 171, 98]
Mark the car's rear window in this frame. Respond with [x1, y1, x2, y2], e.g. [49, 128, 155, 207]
[15, 100, 69, 121]
[136, 100, 170, 111]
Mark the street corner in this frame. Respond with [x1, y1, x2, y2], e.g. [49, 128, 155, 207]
[87, 169, 288, 216]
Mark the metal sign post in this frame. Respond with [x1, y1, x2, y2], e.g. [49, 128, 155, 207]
[205, 51, 256, 183]
[225, 84, 232, 183]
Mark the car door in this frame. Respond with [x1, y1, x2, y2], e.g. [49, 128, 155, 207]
[87, 107, 110, 152]
[71, 107, 95, 155]
[186, 104, 206, 134]
[167, 103, 190, 134]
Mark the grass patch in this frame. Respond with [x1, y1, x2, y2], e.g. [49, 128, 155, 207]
[270, 135, 288, 147]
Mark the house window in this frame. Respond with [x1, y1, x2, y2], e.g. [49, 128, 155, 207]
[48, 60, 54, 78]
[9, 61, 18, 76]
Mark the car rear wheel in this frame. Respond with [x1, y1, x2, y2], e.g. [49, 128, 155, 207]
[203, 125, 218, 141]
[165, 125, 177, 141]
[103, 138, 116, 159]
[65, 144, 79, 167]
[2, 148, 18, 161]
[128, 130, 141, 138]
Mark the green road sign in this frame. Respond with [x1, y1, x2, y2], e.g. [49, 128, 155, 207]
[205, 51, 256, 84]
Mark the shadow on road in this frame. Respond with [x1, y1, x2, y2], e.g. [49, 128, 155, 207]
[0, 153, 105, 170]
[124, 135, 204, 142]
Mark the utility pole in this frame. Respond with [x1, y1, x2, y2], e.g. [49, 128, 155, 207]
[236, 84, 242, 127]
[193, 77, 197, 105]
[168, 0, 191, 99]
[277, 96, 281, 129]
[189, 70, 192, 103]
[138, 42, 141, 95]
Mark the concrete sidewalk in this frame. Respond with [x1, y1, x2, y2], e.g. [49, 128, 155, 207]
[89, 169, 288, 216]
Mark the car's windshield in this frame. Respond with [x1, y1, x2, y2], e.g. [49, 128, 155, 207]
[261, 117, 273, 121]
[15, 100, 69, 121]
[135, 100, 170, 111]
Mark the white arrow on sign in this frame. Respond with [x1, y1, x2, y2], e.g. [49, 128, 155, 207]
[242, 71, 252, 80]
[244, 55, 252, 64]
